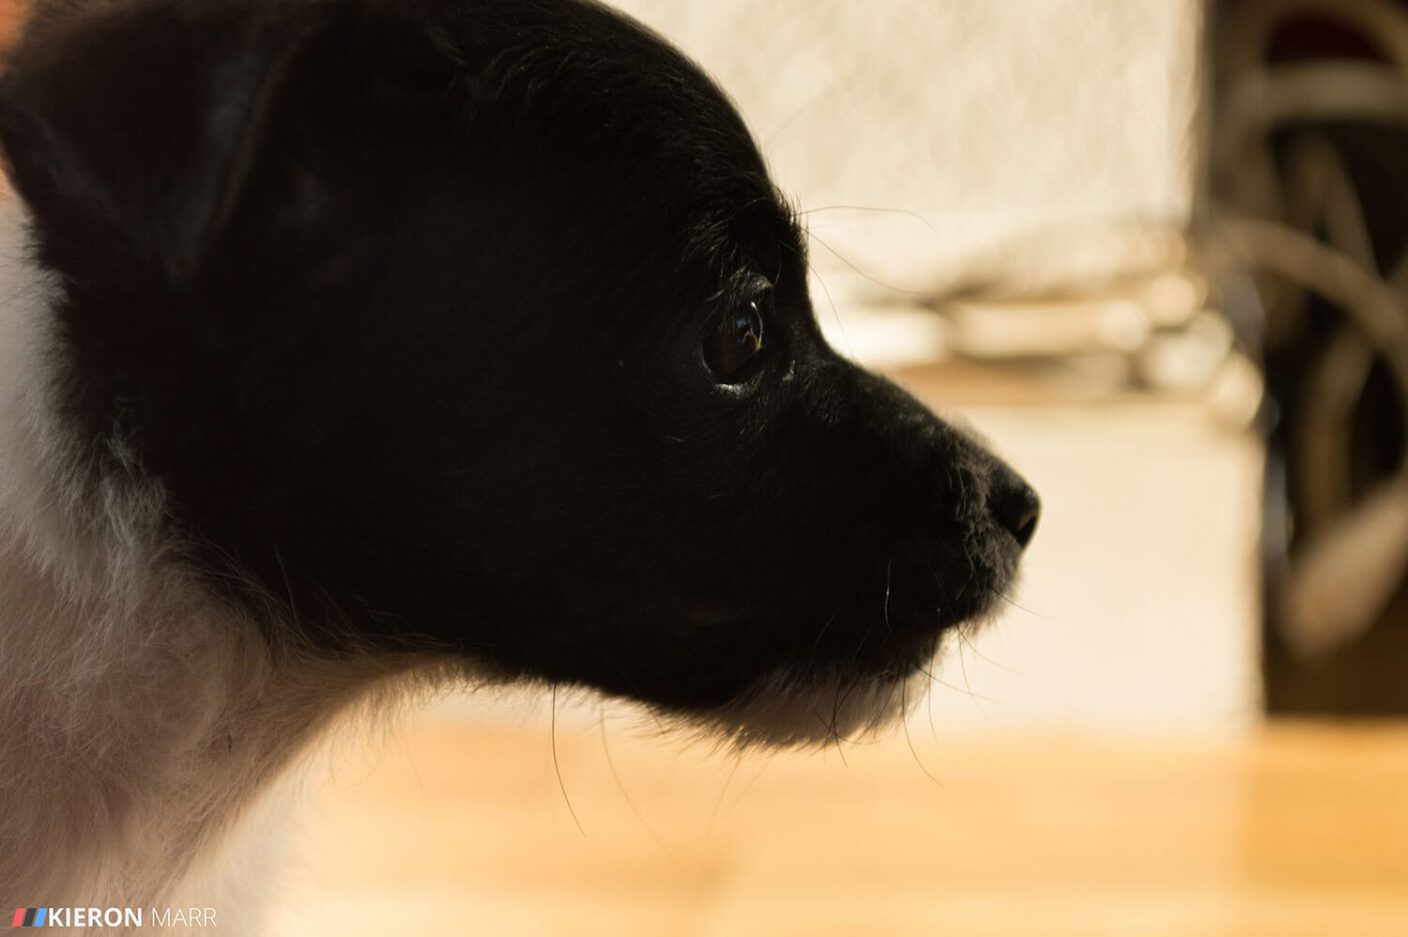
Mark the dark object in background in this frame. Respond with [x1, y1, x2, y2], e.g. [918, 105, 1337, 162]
[1211, 0, 1408, 714]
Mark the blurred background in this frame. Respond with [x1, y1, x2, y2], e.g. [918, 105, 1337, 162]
[8, 0, 1408, 934]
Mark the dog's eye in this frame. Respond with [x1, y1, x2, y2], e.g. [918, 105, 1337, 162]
[704, 299, 766, 383]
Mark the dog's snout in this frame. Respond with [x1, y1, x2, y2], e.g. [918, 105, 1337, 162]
[989, 465, 1040, 549]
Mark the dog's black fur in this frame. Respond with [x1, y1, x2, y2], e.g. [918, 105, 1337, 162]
[0, 0, 1037, 722]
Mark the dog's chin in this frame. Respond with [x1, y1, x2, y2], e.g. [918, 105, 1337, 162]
[645, 629, 955, 751]
[647, 561, 1019, 749]
[655, 663, 933, 750]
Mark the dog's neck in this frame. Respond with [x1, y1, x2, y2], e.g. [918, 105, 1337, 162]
[0, 199, 410, 929]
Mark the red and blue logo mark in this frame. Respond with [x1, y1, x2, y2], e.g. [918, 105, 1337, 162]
[11, 908, 47, 928]
[11, 907, 151, 928]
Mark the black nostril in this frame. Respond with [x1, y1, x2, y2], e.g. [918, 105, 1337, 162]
[990, 466, 1040, 549]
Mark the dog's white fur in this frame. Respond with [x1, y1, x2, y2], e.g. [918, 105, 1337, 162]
[0, 193, 925, 930]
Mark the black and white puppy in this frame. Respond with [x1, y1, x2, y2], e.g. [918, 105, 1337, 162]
[0, 0, 1038, 928]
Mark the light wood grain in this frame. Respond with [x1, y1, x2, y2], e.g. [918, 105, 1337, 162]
[267, 719, 1408, 937]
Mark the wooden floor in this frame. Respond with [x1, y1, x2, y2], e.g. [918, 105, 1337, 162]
[267, 717, 1408, 937]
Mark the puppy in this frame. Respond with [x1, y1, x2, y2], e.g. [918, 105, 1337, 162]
[0, 0, 1039, 929]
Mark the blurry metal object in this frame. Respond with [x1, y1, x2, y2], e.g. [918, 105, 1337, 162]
[947, 296, 1151, 359]
[1213, 218, 1408, 655]
[1206, 349, 1269, 430]
[1211, 220, 1408, 414]
[1213, 0, 1408, 660]
[812, 216, 1258, 418]
[899, 216, 1233, 395]
[939, 268, 1210, 360]
[1279, 479, 1408, 655]
[934, 240, 1251, 409]
[1138, 311, 1236, 391]
[937, 222, 1193, 304]
[1298, 326, 1377, 532]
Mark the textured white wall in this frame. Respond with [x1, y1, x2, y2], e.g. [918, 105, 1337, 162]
[608, 0, 1202, 293]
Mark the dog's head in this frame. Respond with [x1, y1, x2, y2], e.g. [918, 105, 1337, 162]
[0, 0, 1037, 744]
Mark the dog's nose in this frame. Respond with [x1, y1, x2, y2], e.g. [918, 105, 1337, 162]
[989, 465, 1040, 549]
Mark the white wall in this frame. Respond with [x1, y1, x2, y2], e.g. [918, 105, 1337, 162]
[609, 0, 1203, 293]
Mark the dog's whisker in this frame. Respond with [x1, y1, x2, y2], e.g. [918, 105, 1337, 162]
[723, 754, 774, 821]
[954, 619, 1007, 673]
[804, 226, 851, 352]
[805, 256, 842, 330]
[900, 678, 943, 788]
[993, 588, 1052, 620]
[926, 560, 953, 605]
[916, 658, 1001, 706]
[807, 598, 848, 666]
[807, 231, 933, 296]
[926, 666, 941, 743]
[271, 543, 304, 637]
[707, 748, 746, 834]
[797, 204, 942, 240]
[951, 633, 986, 716]
[830, 725, 849, 767]
[882, 556, 894, 632]
[827, 677, 850, 761]
[550, 683, 585, 837]
[764, 84, 836, 149]
[593, 649, 669, 737]
[830, 669, 870, 747]
[597, 710, 678, 866]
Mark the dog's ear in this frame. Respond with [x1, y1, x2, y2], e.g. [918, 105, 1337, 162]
[0, 3, 468, 286]
[0, 2, 317, 284]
